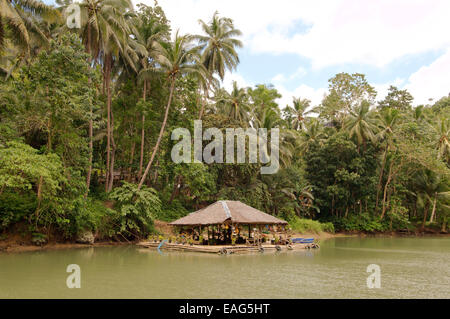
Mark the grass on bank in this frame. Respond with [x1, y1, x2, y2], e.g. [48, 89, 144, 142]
[288, 217, 335, 234]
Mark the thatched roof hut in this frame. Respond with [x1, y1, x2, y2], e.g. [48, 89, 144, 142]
[169, 201, 287, 226]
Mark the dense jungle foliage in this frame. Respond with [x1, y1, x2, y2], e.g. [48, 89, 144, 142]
[0, 0, 449, 242]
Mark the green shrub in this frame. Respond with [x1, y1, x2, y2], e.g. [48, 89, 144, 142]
[64, 198, 117, 239]
[328, 213, 388, 232]
[0, 191, 37, 230]
[157, 200, 189, 222]
[31, 232, 47, 246]
[322, 222, 335, 233]
[289, 217, 334, 233]
[109, 182, 162, 239]
[278, 207, 296, 222]
[386, 198, 411, 231]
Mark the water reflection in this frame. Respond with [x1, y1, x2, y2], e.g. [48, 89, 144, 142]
[0, 237, 448, 298]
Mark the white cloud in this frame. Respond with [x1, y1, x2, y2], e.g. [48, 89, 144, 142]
[147, 0, 450, 107]
[222, 72, 251, 92]
[373, 50, 450, 105]
[271, 74, 287, 83]
[373, 78, 405, 103]
[152, 0, 450, 68]
[404, 49, 450, 105]
[271, 67, 307, 84]
[221, 71, 325, 110]
[275, 84, 327, 110]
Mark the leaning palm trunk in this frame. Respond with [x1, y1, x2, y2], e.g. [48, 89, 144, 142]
[138, 78, 176, 190]
[108, 110, 116, 192]
[104, 54, 112, 192]
[380, 160, 394, 220]
[429, 192, 437, 223]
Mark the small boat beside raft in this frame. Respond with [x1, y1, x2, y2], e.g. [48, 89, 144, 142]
[291, 238, 315, 244]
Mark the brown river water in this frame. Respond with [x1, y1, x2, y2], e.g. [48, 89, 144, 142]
[0, 237, 449, 298]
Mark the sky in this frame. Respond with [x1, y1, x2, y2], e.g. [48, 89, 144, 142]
[51, 0, 450, 109]
[152, 0, 450, 109]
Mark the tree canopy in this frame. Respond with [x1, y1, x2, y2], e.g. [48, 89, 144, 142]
[0, 1, 448, 241]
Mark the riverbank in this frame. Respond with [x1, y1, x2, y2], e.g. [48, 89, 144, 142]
[1, 219, 448, 254]
[2, 231, 447, 254]
[0, 239, 132, 253]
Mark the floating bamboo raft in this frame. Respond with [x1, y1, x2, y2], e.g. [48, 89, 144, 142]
[137, 241, 319, 254]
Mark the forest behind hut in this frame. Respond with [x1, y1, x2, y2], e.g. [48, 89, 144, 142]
[0, 0, 449, 245]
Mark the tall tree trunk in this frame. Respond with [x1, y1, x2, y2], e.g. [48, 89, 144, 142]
[105, 54, 112, 192]
[85, 27, 94, 198]
[169, 175, 182, 203]
[128, 139, 136, 182]
[138, 80, 147, 179]
[376, 144, 389, 210]
[331, 197, 334, 216]
[34, 176, 43, 228]
[108, 109, 116, 192]
[36, 176, 44, 202]
[198, 86, 208, 120]
[47, 117, 52, 151]
[152, 160, 159, 184]
[422, 203, 429, 231]
[138, 77, 176, 190]
[380, 160, 394, 220]
[85, 108, 93, 197]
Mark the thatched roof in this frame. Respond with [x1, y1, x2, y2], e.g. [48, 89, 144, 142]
[169, 201, 288, 226]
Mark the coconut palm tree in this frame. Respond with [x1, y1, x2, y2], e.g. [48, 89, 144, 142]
[375, 108, 400, 210]
[73, 0, 135, 192]
[343, 101, 377, 151]
[434, 117, 450, 163]
[298, 118, 327, 154]
[412, 170, 448, 229]
[285, 97, 312, 131]
[191, 59, 219, 119]
[107, 31, 147, 190]
[134, 7, 169, 180]
[252, 103, 282, 130]
[0, 0, 60, 53]
[215, 81, 250, 125]
[412, 105, 425, 123]
[138, 31, 201, 190]
[194, 11, 242, 119]
[58, 0, 136, 191]
[252, 105, 294, 168]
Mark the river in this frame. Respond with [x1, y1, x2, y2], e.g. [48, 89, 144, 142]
[0, 237, 449, 298]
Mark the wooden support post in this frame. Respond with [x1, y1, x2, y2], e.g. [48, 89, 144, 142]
[258, 225, 262, 245]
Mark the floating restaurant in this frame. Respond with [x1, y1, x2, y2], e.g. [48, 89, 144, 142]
[138, 201, 319, 254]
[169, 200, 288, 245]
